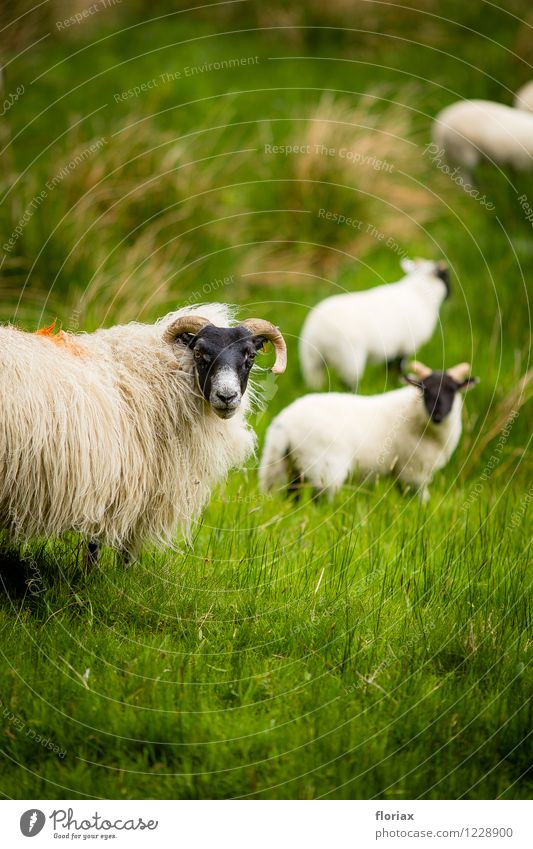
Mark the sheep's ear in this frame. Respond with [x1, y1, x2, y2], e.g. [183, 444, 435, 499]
[401, 374, 423, 389]
[408, 360, 432, 379]
[457, 376, 479, 392]
[252, 335, 270, 353]
[174, 332, 195, 347]
[447, 362, 471, 382]
[400, 258, 415, 274]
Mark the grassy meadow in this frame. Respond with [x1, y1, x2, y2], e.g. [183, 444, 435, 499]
[0, 1, 531, 799]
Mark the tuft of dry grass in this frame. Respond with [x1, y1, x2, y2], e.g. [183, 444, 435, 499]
[461, 369, 533, 476]
[237, 90, 442, 282]
[0, 115, 236, 324]
[75, 228, 193, 329]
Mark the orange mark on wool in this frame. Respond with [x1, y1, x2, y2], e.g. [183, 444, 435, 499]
[35, 319, 89, 358]
[35, 320, 58, 337]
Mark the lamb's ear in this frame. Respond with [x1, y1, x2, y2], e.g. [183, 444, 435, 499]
[400, 257, 415, 274]
[408, 360, 432, 379]
[457, 376, 479, 392]
[400, 374, 423, 389]
[447, 362, 471, 382]
[401, 360, 431, 387]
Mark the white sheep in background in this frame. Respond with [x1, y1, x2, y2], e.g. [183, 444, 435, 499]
[432, 99, 533, 178]
[0, 304, 286, 556]
[514, 81, 533, 113]
[259, 361, 478, 503]
[299, 258, 450, 390]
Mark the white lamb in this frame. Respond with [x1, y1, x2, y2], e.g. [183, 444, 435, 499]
[514, 81, 533, 113]
[259, 361, 478, 503]
[432, 99, 533, 178]
[299, 258, 450, 390]
[0, 304, 286, 556]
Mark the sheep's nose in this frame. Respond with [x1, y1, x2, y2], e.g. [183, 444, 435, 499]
[215, 389, 238, 405]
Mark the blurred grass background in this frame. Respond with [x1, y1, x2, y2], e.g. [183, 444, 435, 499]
[0, 0, 531, 800]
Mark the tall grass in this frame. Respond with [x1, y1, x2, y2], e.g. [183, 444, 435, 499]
[240, 90, 442, 280]
[1, 89, 444, 322]
[0, 478, 530, 799]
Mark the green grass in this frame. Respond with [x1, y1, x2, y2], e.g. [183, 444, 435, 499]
[0, 1, 531, 799]
[0, 481, 531, 799]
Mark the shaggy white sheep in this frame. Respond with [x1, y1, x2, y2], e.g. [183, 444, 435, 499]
[514, 81, 533, 113]
[0, 304, 286, 555]
[259, 361, 478, 503]
[432, 99, 533, 177]
[299, 258, 449, 390]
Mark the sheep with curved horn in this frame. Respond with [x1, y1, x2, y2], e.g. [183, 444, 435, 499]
[0, 304, 287, 558]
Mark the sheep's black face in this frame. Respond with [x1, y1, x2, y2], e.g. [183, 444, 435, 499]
[182, 326, 265, 419]
[419, 372, 459, 423]
[403, 365, 478, 424]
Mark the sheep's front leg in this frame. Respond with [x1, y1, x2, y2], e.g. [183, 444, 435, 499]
[313, 471, 347, 502]
[287, 472, 304, 501]
[386, 356, 405, 374]
[83, 538, 100, 569]
[396, 478, 430, 503]
[418, 485, 430, 504]
[395, 478, 408, 496]
[120, 548, 133, 568]
[117, 544, 137, 568]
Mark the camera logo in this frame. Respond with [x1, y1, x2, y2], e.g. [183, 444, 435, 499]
[20, 810, 46, 837]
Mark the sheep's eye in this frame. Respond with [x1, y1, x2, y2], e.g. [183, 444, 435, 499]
[194, 350, 211, 362]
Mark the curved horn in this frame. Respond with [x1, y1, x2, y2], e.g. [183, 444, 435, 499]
[447, 362, 471, 382]
[408, 360, 432, 379]
[163, 315, 212, 343]
[239, 319, 287, 374]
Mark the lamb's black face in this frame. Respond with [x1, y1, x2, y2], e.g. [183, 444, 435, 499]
[419, 371, 459, 423]
[403, 370, 477, 424]
[404, 364, 478, 424]
[180, 326, 265, 419]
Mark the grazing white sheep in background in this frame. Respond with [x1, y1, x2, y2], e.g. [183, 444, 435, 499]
[259, 361, 478, 503]
[299, 258, 450, 390]
[0, 304, 286, 556]
[432, 99, 533, 178]
[514, 81, 533, 113]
